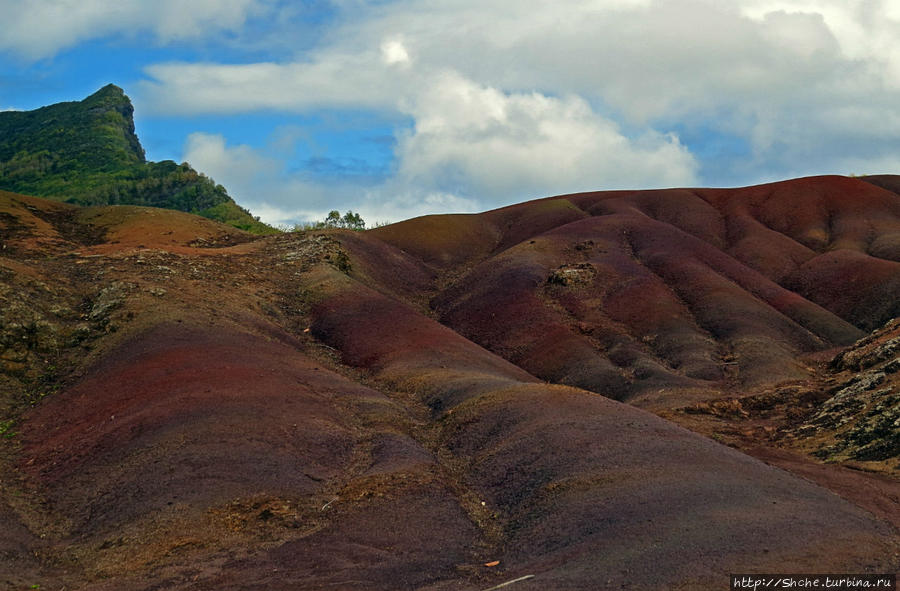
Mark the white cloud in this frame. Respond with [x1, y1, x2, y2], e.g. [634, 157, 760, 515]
[141, 55, 415, 115]
[182, 132, 321, 225]
[179, 75, 695, 227]
[180, 131, 427, 227]
[143, 5, 900, 143]
[739, 0, 900, 90]
[381, 38, 411, 66]
[183, 132, 278, 183]
[0, 0, 267, 60]
[134, 0, 900, 218]
[394, 71, 697, 200]
[356, 189, 482, 227]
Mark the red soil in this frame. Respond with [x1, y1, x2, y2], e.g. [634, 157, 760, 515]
[303, 265, 899, 588]
[1, 178, 898, 590]
[361, 176, 898, 404]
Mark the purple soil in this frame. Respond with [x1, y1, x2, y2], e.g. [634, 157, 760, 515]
[330, 230, 437, 304]
[745, 446, 900, 531]
[364, 175, 898, 404]
[3, 179, 900, 590]
[22, 324, 355, 531]
[17, 321, 483, 589]
[304, 265, 900, 589]
[0, 500, 47, 588]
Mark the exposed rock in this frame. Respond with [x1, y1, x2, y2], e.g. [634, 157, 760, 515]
[89, 282, 133, 321]
[831, 319, 900, 371]
[279, 234, 352, 273]
[794, 317, 900, 464]
[547, 262, 596, 286]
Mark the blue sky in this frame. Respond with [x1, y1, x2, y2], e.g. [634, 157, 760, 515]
[3, 0, 900, 226]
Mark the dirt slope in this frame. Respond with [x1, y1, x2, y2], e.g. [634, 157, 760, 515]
[1, 178, 898, 590]
[369, 175, 898, 407]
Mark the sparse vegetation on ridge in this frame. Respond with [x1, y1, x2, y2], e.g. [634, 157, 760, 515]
[291, 210, 367, 232]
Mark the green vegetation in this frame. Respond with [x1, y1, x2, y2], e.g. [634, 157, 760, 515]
[0, 418, 16, 439]
[22, 383, 58, 407]
[0, 84, 274, 234]
[291, 210, 367, 231]
[320, 210, 366, 230]
[333, 250, 353, 273]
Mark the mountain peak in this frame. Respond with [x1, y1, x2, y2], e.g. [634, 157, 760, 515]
[0, 84, 145, 169]
[0, 86, 273, 233]
[85, 83, 127, 101]
[81, 83, 145, 163]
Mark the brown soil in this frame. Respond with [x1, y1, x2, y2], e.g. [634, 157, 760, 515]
[1, 176, 898, 590]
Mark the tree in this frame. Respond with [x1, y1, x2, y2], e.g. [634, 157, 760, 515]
[340, 211, 365, 230]
[319, 210, 366, 230]
[290, 210, 368, 232]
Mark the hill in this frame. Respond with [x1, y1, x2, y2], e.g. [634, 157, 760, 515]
[0, 85, 273, 234]
[0, 177, 898, 590]
[371, 175, 899, 402]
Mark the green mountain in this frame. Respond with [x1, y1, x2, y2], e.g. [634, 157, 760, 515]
[0, 84, 273, 234]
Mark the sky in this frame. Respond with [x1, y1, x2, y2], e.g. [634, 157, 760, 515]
[2, 0, 900, 226]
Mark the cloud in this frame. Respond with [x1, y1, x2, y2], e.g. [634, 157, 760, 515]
[182, 132, 321, 225]
[180, 131, 472, 227]
[394, 71, 697, 201]
[380, 38, 411, 67]
[179, 66, 698, 227]
[143, 1, 900, 166]
[141, 56, 414, 115]
[183, 132, 279, 183]
[142, 0, 900, 220]
[0, 0, 268, 60]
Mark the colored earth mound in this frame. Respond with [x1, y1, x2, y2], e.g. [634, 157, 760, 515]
[0, 176, 898, 590]
[372, 175, 899, 406]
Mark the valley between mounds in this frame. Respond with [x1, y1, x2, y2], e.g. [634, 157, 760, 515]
[0, 175, 898, 590]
